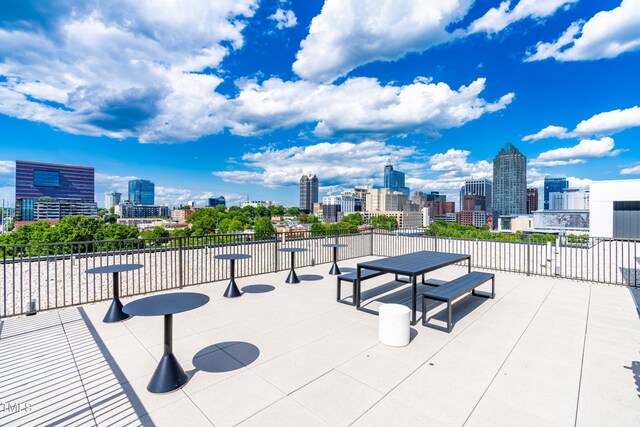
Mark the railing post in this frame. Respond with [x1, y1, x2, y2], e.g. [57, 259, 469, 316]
[274, 232, 279, 272]
[526, 235, 531, 276]
[369, 228, 374, 256]
[178, 237, 184, 288]
[435, 233, 438, 252]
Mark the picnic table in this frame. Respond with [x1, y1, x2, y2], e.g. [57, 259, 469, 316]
[355, 251, 470, 325]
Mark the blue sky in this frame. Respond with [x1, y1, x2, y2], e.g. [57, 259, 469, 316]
[0, 0, 639, 208]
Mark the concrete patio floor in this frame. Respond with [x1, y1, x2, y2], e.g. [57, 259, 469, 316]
[1, 256, 639, 426]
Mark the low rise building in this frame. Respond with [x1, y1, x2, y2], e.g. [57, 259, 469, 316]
[115, 203, 170, 218]
[33, 199, 98, 220]
[171, 208, 195, 223]
[497, 215, 533, 233]
[457, 210, 487, 227]
[362, 211, 425, 229]
[533, 210, 589, 234]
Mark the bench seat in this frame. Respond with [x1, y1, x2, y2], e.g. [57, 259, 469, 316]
[336, 269, 385, 301]
[422, 271, 495, 332]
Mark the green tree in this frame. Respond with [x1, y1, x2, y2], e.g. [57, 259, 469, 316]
[171, 227, 192, 237]
[54, 216, 104, 242]
[141, 226, 170, 246]
[310, 221, 326, 236]
[253, 217, 275, 240]
[370, 215, 398, 230]
[95, 223, 139, 241]
[285, 207, 300, 217]
[228, 219, 244, 233]
[341, 213, 363, 227]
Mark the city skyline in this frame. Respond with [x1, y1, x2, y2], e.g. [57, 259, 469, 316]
[0, 1, 639, 207]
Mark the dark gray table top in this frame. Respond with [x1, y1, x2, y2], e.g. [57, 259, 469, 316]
[123, 292, 209, 316]
[278, 248, 307, 253]
[357, 251, 469, 275]
[322, 243, 348, 248]
[86, 264, 144, 274]
[214, 254, 252, 261]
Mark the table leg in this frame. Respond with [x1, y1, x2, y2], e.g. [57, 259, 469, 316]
[223, 259, 242, 298]
[103, 272, 130, 323]
[355, 265, 361, 307]
[285, 252, 300, 284]
[412, 275, 417, 325]
[329, 246, 341, 275]
[148, 314, 188, 393]
[468, 256, 472, 273]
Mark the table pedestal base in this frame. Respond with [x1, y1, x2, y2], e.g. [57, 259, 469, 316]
[148, 352, 188, 393]
[285, 269, 300, 284]
[103, 298, 130, 323]
[223, 279, 242, 298]
[148, 314, 189, 393]
[329, 262, 341, 275]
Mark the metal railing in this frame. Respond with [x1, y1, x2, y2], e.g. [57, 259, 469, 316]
[1, 229, 638, 318]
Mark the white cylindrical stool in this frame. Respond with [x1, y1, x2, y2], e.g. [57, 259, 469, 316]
[378, 304, 410, 347]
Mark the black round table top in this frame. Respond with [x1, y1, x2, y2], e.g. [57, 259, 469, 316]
[123, 292, 209, 316]
[86, 264, 144, 274]
[278, 247, 307, 253]
[214, 254, 252, 261]
[322, 243, 348, 248]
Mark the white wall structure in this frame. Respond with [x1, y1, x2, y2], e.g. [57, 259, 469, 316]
[548, 188, 590, 210]
[590, 179, 640, 238]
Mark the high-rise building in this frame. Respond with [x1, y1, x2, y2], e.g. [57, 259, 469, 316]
[15, 160, 95, 222]
[462, 194, 486, 211]
[543, 177, 568, 210]
[424, 200, 455, 220]
[353, 186, 371, 211]
[493, 143, 527, 218]
[105, 191, 121, 210]
[299, 174, 319, 213]
[208, 196, 226, 207]
[128, 179, 154, 205]
[365, 188, 410, 212]
[526, 188, 538, 213]
[465, 179, 493, 211]
[425, 191, 446, 202]
[383, 162, 410, 196]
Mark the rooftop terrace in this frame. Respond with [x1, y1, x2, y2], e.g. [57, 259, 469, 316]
[1, 257, 639, 426]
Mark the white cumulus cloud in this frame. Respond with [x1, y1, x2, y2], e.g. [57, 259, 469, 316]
[0, 0, 258, 142]
[292, 0, 472, 82]
[229, 76, 514, 138]
[466, 0, 578, 35]
[620, 164, 640, 175]
[214, 140, 418, 188]
[526, 0, 640, 62]
[523, 106, 640, 141]
[269, 8, 297, 29]
[529, 137, 623, 166]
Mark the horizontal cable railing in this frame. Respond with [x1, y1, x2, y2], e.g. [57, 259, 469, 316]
[1, 228, 638, 318]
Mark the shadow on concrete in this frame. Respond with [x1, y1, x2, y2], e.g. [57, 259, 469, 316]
[298, 274, 324, 281]
[624, 360, 640, 398]
[422, 294, 490, 332]
[241, 284, 275, 294]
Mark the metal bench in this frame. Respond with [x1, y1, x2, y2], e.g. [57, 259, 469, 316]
[336, 269, 385, 301]
[421, 271, 495, 332]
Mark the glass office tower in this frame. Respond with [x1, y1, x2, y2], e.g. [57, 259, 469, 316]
[543, 177, 568, 210]
[128, 179, 155, 205]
